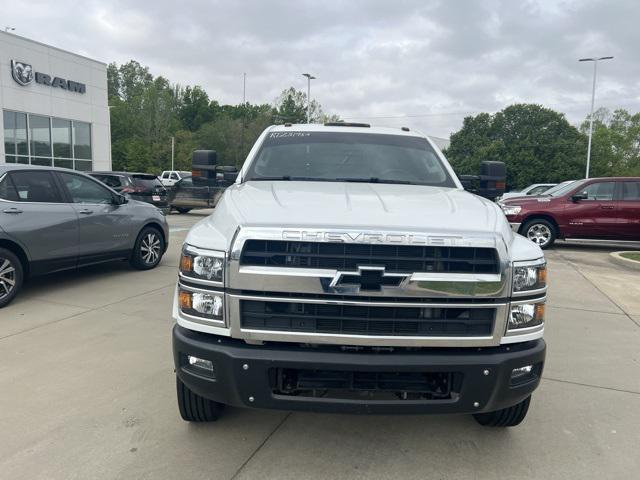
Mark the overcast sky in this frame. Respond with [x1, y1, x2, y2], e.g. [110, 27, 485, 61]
[3, 0, 639, 137]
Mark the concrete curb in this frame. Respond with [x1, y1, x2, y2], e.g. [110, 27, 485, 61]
[610, 251, 640, 271]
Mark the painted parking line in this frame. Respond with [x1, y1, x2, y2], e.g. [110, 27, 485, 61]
[169, 227, 189, 233]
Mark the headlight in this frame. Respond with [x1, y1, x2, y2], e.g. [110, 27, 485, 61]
[180, 245, 224, 283]
[512, 261, 547, 293]
[501, 205, 522, 216]
[509, 302, 545, 329]
[179, 288, 224, 321]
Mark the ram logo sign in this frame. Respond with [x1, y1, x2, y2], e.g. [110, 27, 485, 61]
[10, 59, 86, 94]
[11, 60, 33, 86]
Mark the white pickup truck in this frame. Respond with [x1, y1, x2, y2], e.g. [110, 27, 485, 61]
[159, 170, 191, 188]
[172, 123, 547, 427]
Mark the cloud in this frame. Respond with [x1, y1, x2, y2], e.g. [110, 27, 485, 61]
[3, 0, 639, 136]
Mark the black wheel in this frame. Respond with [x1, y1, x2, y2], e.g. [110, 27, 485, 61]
[473, 396, 531, 427]
[130, 227, 165, 270]
[521, 219, 556, 249]
[176, 208, 191, 214]
[176, 376, 224, 422]
[0, 248, 23, 308]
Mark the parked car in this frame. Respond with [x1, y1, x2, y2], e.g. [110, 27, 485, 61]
[89, 172, 169, 214]
[159, 170, 192, 187]
[498, 180, 577, 204]
[497, 183, 556, 202]
[0, 165, 169, 307]
[168, 168, 237, 214]
[501, 177, 640, 248]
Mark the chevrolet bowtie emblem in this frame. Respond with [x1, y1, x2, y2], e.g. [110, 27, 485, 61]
[330, 266, 407, 292]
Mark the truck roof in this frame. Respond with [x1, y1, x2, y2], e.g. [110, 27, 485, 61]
[267, 123, 427, 138]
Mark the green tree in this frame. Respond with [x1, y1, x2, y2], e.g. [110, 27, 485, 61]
[107, 62, 336, 173]
[179, 86, 216, 131]
[445, 104, 586, 189]
[582, 108, 640, 177]
[274, 87, 323, 123]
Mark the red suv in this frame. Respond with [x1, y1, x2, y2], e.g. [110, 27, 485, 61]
[501, 177, 640, 248]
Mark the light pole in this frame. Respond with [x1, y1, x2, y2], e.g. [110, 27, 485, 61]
[171, 136, 175, 171]
[579, 56, 613, 179]
[302, 73, 316, 123]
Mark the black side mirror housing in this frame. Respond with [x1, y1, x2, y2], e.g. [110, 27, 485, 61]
[571, 192, 587, 202]
[114, 194, 128, 205]
[460, 161, 506, 201]
[223, 171, 238, 183]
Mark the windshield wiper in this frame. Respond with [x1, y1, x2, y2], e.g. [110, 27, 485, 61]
[248, 176, 337, 182]
[248, 176, 416, 185]
[248, 176, 292, 181]
[336, 177, 414, 185]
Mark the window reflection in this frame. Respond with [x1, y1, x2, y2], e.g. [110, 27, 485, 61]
[73, 122, 92, 160]
[3, 110, 93, 170]
[30, 115, 51, 157]
[52, 118, 72, 158]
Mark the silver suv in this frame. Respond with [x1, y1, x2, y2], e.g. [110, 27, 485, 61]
[0, 165, 169, 307]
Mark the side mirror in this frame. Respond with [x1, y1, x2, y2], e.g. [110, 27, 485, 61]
[571, 192, 587, 202]
[223, 171, 238, 183]
[460, 161, 506, 201]
[113, 194, 128, 205]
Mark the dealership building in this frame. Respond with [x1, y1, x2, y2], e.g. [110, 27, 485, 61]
[0, 31, 111, 171]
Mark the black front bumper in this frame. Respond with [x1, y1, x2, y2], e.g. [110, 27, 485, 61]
[173, 325, 546, 415]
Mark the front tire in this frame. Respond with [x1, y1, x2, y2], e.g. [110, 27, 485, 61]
[0, 248, 23, 308]
[473, 396, 531, 427]
[176, 377, 224, 422]
[130, 227, 165, 270]
[521, 219, 556, 249]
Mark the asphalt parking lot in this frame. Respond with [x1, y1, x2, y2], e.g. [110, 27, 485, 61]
[1, 212, 639, 480]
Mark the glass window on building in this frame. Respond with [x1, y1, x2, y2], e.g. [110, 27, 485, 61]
[52, 118, 72, 158]
[3, 110, 93, 170]
[73, 121, 92, 160]
[3, 111, 29, 165]
[3, 110, 16, 163]
[30, 115, 52, 160]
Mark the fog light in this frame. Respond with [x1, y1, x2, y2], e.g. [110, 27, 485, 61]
[511, 365, 533, 379]
[510, 364, 537, 385]
[186, 355, 215, 377]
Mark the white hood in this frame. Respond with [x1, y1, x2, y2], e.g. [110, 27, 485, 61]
[228, 181, 507, 235]
[184, 181, 543, 261]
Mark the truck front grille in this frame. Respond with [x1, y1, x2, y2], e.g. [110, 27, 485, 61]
[240, 300, 495, 337]
[240, 240, 499, 274]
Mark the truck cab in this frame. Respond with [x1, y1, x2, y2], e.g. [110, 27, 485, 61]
[172, 124, 547, 427]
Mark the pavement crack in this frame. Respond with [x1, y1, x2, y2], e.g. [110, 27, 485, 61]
[229, 413, 292, 480]
[543, 376, 640, 396]
[546, 304, 626, 316]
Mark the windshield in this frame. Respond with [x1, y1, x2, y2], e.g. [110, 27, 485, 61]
[546, 180, 584, 197]
[244, 131, 456, 187]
